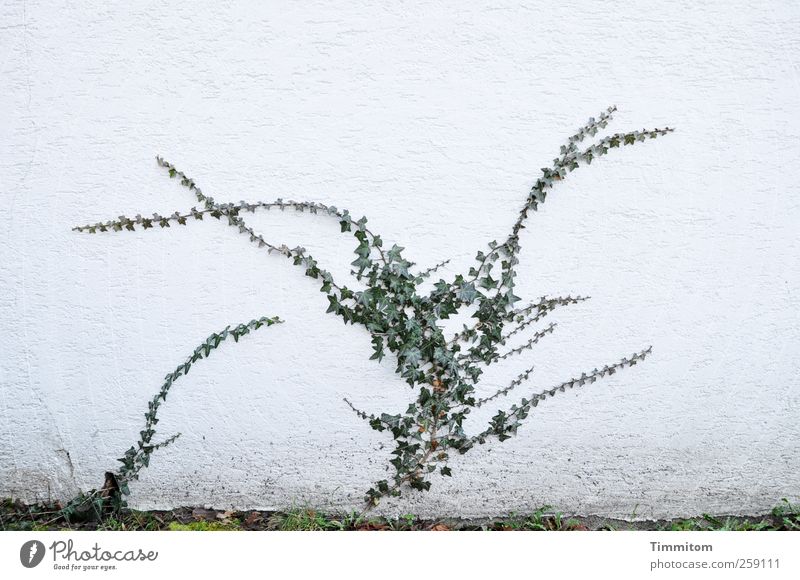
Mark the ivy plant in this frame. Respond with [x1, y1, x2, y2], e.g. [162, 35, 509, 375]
[75, 106, 672, 510]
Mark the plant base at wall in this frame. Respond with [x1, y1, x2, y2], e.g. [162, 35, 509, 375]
[3, 498, 798, 532]
[69, 106, 673, 518]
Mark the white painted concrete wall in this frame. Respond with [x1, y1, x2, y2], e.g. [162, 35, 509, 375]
[1, 1, 798, 519]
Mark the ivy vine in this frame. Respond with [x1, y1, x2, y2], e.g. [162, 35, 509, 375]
[75, 106, 672, 511]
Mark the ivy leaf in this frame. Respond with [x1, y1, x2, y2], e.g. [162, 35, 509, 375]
[370, 336, 385, 361]
[402, 347, 422, 368]
[457, 282, 478, 303]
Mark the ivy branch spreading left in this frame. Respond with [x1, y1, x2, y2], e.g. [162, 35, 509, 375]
[74, 106, 672, 512]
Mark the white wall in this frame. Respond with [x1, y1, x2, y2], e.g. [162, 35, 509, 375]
[1, 0, 798, 519]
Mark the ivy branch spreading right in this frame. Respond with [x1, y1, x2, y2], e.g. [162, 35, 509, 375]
[75, 106, 673, 510]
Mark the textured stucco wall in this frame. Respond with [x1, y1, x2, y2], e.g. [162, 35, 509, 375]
[1, 1, 798, 519]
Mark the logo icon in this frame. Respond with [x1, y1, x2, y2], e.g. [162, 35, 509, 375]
[20, 540, 46, 568]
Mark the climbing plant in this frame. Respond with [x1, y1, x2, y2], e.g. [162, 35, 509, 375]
[75, 106, 672, 510]
[115, 316, 283, 494]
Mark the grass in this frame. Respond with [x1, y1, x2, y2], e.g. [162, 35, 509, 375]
[167, 520, 241, 531]
[268, 509, 361, 531]
[653, 501, 800, 531]
[1, 497, 798, 532]
[663, 515, 773, 531]
[476, 507, 587, 531]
